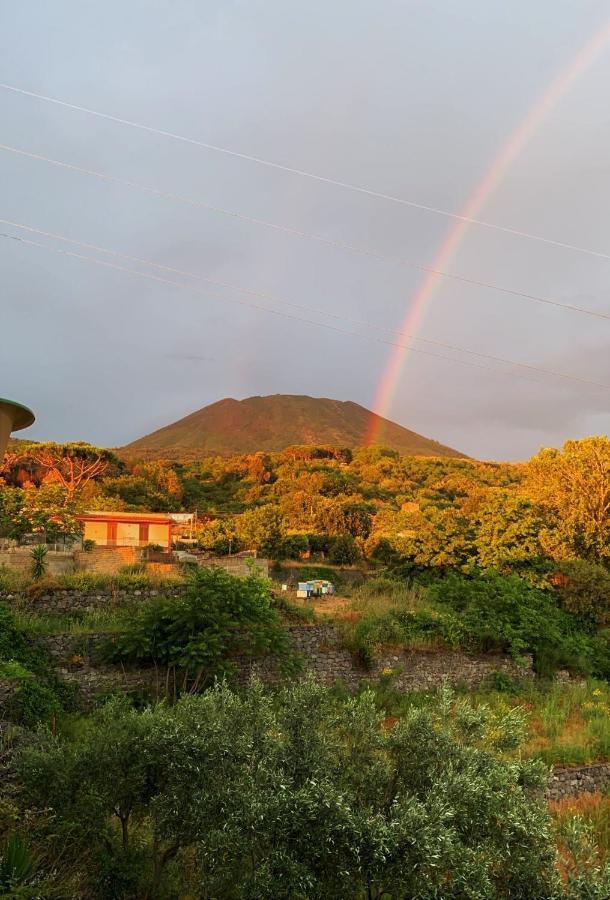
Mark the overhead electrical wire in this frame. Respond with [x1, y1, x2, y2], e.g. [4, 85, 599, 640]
[2, 142, 610, 325]
[1, 219, 609, 393]
[1, 81, 609, 261]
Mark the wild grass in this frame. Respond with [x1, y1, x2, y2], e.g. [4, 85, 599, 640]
[1, 564, 186, 597]
[467, 680, 610, 767]
[336, 576, 461, 667]
[13, 569, 186, 603]
[354, 678, 610, 767]
[12, 606, 135, 635]
[57, 568, 185, 592]
[551, 792, 610, 872]
[272, 594, 317, 624]
[0, 565, 28, 593]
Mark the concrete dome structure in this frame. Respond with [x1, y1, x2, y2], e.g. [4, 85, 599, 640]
[0, 398, 35, 456]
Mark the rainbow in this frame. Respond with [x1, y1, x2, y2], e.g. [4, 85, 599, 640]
[367, 18, 610, 445]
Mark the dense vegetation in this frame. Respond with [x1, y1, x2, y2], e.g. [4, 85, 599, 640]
[110, 566, 293, 693]
[5, 679, 610, 899]
[3, 436, 610, 895]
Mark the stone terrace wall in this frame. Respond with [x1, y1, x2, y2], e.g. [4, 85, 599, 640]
[32, 633, 160, 709]
[74, 547, 142, 574]
[547, 764, 610, 801]
[0, 550, 75, 577]
[34, 624, 535, 700]
[234, 625, 533, 690]
[1, 586, 186, 614]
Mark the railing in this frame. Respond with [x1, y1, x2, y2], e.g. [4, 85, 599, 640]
[91, 539, 170, 549]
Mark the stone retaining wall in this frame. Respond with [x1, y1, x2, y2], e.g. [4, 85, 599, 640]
[74, 547, 142, 574]
[546, 764, 610, 801]
[33, 625, 535, 701]
[0, 550, 75, 577]
[56, 664, 160, 708]
[1, 586, 186, 614]
[293, 626, 533, 689]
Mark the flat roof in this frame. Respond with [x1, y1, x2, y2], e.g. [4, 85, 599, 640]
[78, 511, 174, 524]
[0, 398, 35, 431]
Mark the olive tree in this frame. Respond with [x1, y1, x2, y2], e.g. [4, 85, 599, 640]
[17, 681, 594, 899]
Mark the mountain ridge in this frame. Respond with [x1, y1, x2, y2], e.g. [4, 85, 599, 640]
[121, 394, 464, 459]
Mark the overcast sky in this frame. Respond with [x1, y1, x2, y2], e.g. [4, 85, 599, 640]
[2, 0, 610, 460]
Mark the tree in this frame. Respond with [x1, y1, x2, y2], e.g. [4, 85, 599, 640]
[15, 442, 119, 504]
[104, 461, 182, 511]
[399, 504, 476, 570]
[526, 437, 610, 561]
[474, 489, 551, 574]
[328, 534, 360, 564]
[7, 484, 81, 541]
[316, 495, 373, 538]
[234, 504, 284, 556]
[553, 559, 610, 627]
[17, 681, 591, 899]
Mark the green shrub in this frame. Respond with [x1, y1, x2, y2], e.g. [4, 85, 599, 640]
[30, 545, 48, 580]
[0, 602, 71, 726]
[6, 678, 60, 727]
[111, 567, 292, 693]
[428, 571, 594, 673]
[554, 559, 610, 627]
[339, 580, 459, 668]
[15, 680, 584, 898]
[0, 603, 29, 661]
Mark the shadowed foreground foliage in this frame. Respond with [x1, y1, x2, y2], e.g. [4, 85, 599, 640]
[8, 680, 610, 899]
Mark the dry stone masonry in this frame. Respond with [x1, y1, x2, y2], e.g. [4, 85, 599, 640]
[546, 764, 610, 801]
[3, 624, 609, 801]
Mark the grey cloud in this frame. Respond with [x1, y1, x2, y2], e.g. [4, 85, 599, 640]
[1, 0, 610, 458]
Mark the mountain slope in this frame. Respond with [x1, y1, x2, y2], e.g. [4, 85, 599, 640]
[122, 395, 464, 459]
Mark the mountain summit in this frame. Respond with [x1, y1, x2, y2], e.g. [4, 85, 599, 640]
[122, 395, 464, 459]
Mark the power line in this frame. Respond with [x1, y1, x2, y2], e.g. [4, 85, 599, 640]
[2, 142, 610, 324]
[0, 228, 490, 374]
[2, 220, 609, 392]
[1, 81, 609, 261]
[0, 214, 604, 377]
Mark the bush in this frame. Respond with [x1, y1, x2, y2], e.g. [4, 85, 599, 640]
[428, 571, 594, 673]
[111, 567, 292, 693]
[30, 545, 48, 580]
[16, 680, 593, 898]
[0, 602, 69, 726]
[554, 559, 610, 626]
[340, 579, 459, 668]
[6, 678, 60, 727]
[276, 533, 309, 560]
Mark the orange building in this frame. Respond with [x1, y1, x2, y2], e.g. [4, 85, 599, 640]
[77, 511, 175, 549]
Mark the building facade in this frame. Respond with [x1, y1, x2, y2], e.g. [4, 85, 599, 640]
[77, 511, 174, 549]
